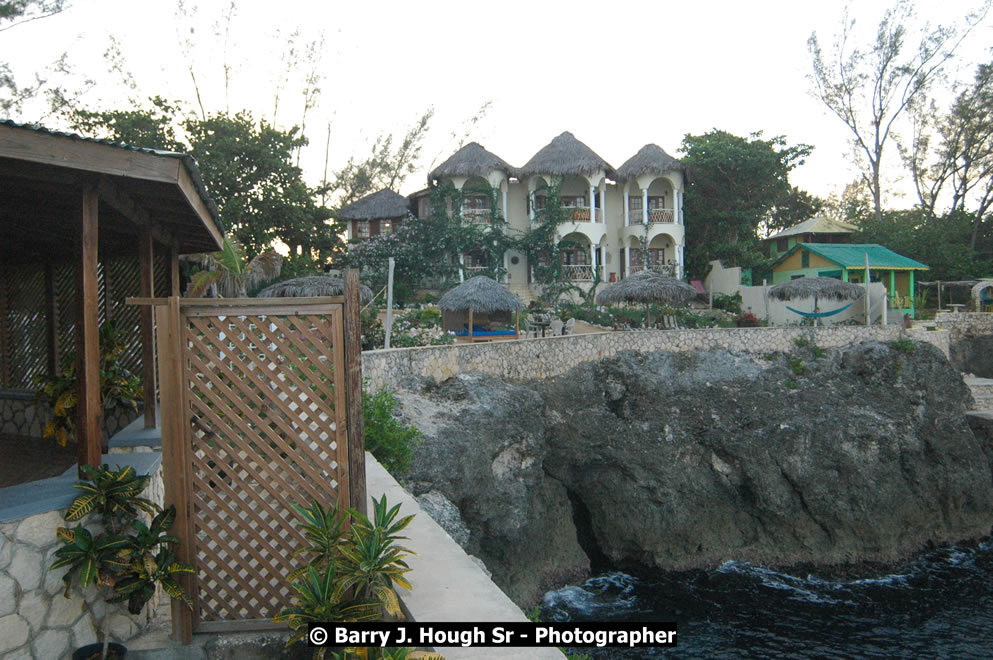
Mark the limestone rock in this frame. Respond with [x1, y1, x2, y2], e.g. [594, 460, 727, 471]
[8, 544, 42, 591]
[15, 511, 64, 548]
[32, 628, 69, 660]
[0, 574, 15, 617]
[0, 614, 30, 654]
[397, 341, 993, 606]
[416, 491, 470, 547]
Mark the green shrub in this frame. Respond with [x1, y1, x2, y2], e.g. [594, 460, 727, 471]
[363, 388, 421, 474]
[788, 358, 807, 376]
[890, 337, 916, 354]
[712, 292, 742, 315]
[418, 307, 441, 325]
[794, 335, 811, 348]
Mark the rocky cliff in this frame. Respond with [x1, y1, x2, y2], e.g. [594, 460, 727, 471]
[395, 339, 993, 606]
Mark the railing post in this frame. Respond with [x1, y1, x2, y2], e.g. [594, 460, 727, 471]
[343, 269, 367, 516]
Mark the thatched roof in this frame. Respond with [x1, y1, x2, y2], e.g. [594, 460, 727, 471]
[596, 270, 697, 305]
[766, 215, 857, 240]
[438, 276, 523, 314]
[518, 132, 616, 179]
[767, 277, 866, 302]
[337, 189, 410, 221]
[256, 276, 375, 304]
[616, 144, 685, 181]
[429, 142, 513, 181]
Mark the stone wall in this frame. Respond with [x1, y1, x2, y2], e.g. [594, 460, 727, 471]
[0, 458, 164, 659]
[934, 312, 993, 377]
[362, 325, 950, 392]
[0, 393, 139, 443]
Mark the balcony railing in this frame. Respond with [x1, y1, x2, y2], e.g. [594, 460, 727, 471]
[463, 266, 489, 277]
[628, 208, 676, 224]
[630, 263, 675, 277]
[462, 208, 493, 223]
[562, 264, 602, 281]
[562, 206, 602, 223]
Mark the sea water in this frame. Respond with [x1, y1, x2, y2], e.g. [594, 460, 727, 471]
[541, 538, 993, 658]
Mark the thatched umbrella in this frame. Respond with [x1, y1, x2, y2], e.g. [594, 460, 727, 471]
[256, 275, 375, 304]
[616, 143, 685, 181]
[518, 131, 616, 179]
[429, 142, 514, 181]
[596, 270, 697, 328]
[767, 276, 865, 325]
[438, 275, 523, 340]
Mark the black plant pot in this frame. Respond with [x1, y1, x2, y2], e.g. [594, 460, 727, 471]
[72, 642, 127, 660]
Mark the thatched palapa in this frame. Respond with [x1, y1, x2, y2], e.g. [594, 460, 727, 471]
[430, 142, 514, 181]
[518, 132, 616, 179]
[337, 189, 410, 221]
[766, 277, 865, 302]
[256, 275, 375, 304]
[616, 144, 685, 181]
[439, 275, 523, 340]
[596, 270, 697, 306]
[439, 275, 523, 314]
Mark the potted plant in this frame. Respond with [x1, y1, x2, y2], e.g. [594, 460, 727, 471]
[35, 321, 143, 450]
[51, 464, 194, 660]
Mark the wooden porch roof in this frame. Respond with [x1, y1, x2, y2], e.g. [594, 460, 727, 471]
[0, 120, 223, 265]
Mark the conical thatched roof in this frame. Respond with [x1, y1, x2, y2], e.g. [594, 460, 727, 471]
[616, 144, 685, 181]
[518, 132, 616, 179]
[596, 270, 697, 305]
[429, 142, 513, 181]
[337, 189, 410, 221]
[439, 276, 523, 314]
[767, 277, 865, 302]
[256, 276, 375, 304]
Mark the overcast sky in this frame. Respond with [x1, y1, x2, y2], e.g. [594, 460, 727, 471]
[4, 0, 991, 205]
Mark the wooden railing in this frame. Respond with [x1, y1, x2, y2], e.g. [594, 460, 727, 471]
[462, 208, 492, 223]
[563, 206, 602, 223]
[628, 208, 676, 224]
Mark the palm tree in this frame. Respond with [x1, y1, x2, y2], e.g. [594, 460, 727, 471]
[185, 237, 283, 298]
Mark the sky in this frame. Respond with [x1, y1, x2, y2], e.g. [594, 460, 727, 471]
[3, 0, 992, 206]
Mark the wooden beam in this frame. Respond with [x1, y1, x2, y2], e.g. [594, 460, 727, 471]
[139, 228, 157, 429]
[155, 296, 194, 644]
[342, 269, 366, 516]
[76, 188, 102, 470]
[96, 175, 177, 248]
[0, 123, 182, 185]
[175, 165, 224, 251]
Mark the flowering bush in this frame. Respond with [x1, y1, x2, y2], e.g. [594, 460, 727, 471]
[362, 305, 455, 350]
[736, 311, 759, 327]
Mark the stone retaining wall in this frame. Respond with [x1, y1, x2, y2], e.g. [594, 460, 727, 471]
[0, 393, 139, 443]
[361, 325, 950, 392]
[934, 312, 993, 377]
[0, 459, 164, 660]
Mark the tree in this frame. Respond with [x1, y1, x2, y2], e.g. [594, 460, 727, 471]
[185, 237, 282, 298]
[905, 58, 993, 250]
[681, 130, 813, 277]
[331, 109, 434, 208]
[63, 101, 343, 272]
[0, 0, 70, 115]
[808, 0, 989, 221]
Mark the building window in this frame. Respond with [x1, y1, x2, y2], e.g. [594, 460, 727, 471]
[463, 195, 489, 212]
[355, 221, 370, 239]
[629, 197, 642, 211]
[777, 238, 788, 252]
[647, 196, 665, 210]
[801, 251, 810, 268]
[534, 195, 547, 211]
[418, 198, 431, 219]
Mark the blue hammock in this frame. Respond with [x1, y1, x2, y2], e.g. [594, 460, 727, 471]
[785, 302, 855, 318]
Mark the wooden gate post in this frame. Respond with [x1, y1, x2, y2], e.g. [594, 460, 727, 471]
[343, 269, 367, 515]
[155, 296, 194, 644]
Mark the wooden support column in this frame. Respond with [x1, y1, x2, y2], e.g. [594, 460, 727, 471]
[139, 228, 157, 429]
[155, 296, 194, 644]
[76, 188, 102, 470]
[342, 269, 367, 515]
[0, 266, 10, 388]
[44, 264, 59, 376]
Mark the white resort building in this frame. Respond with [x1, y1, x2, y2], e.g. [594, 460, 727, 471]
[351, 132, 687, 298]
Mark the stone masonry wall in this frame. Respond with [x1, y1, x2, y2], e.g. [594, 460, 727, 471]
[362, 325, 951, 392]
[0, 463, 164, 660]
[0, 395, 139, 443]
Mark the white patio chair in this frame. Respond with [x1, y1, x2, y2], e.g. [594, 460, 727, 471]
[549, 318, 564, 336]
[564, 318, 576, 335]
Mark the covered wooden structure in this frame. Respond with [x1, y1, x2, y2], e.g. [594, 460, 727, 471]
[0, 120, 223, 470]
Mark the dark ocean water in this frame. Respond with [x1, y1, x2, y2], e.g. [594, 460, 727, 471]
[541, 538, 993, 659]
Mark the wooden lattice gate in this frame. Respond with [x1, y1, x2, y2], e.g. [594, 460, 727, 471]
[152, 291, 364, 638]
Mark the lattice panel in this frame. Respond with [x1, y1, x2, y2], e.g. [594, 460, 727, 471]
[104, 256, 143, 375]
[181, 309, 348, 624]
[0, 266, 47, 389]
